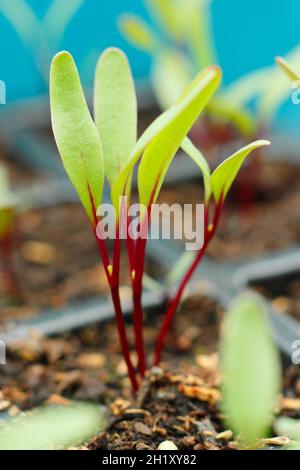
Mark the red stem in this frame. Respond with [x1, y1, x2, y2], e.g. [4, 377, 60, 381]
[89, 187, 138, 392]
[129, 216, 149, 378]
[110, 286, 139, 392]
[154, 198, 223, 366]
[132, 289, 147, 377]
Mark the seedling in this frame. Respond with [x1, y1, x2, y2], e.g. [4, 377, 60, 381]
[220, 293, 281, 448]
[50, 47, 269, 391]
[119, 0, 285, 210]
[0, 0, 87, 84]
[224, 44, 300, 127]
[0, 165, 21, 302]
[120, 2, 300, 144]
[153, 137, 269, 364]
[119, 0, 256, 141]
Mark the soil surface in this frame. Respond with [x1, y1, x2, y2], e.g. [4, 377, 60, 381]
[252, 271, 300, 322]
[0, 294, 299, 450]
[159, 160, 300, 260]
[0, 203, 158, 322]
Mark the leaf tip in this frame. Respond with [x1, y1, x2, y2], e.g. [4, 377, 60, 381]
[256, 139, 271, 147]
[96, 47, 128, 72]
[51, 50, 73, 68]
[207, 65, 222, 83]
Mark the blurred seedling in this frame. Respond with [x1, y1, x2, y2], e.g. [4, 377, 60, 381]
[119, 1, 294, 210]
[0, 402, 107, 450]
[221, 293, 281, 449]
[119, 1, 300, 142]
[0, 165, 21, 303]
[50, 47, 268, 392]
[119, 0, 255, 145]
[0, 0, 87, 84]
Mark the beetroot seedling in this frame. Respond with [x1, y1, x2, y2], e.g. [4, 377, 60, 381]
[50, 48, 222, 390]
[221, 293, 281, 448]
[0, 0, 87, 84]
[50, 48, 269, 392]
[153, 137, 270, 364]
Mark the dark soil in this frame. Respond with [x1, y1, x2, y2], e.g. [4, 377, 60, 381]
[0, 294, 299, 450]
[251, 271, 300, 322]
[0, 203, 158, 322]
[159, 160, 300, 260]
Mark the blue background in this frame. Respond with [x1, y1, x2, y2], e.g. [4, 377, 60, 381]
[0, 0, 299, 130]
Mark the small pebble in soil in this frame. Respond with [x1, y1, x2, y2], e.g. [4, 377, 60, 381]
[158, 441, 179, 450]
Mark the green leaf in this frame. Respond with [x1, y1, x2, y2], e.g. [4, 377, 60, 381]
[184, 0, 217, 68]
[211, 140, 270, 203]
[276, 56, 300, 81]
[94, 48, 137, 185]
[221, 68, 272, 108]
[145, 0, 184, 42]
[138, 66, 221, 210]
[111, 66, 221, 216]
[50, 51, 104, 224]
[0, 402, 107, 450]
[118, 14, 157, 53]
[181, 137, 211, 202]
[221, 293, 281, 447]
[258, 72, 293, 124]
[256, 45, 300, 123]
[151, 49, 191, 109]
[0, 0, 40, 48]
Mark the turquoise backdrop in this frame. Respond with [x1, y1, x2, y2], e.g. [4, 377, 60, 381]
[0, 0, 299, 130]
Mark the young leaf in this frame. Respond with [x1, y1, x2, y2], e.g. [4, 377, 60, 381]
[258, 72, 293, 124]
[276, 56, 300, 81]
[220, 67, 272, 108]
[137, 66, 221, 211]
[0, 0, 40, 48]
[94, 48, 137, 185]
[181, 137, 211, 203]
[145, 0, 183, 42]
[221, 293, 281, 447]
[111, 66, 221, 215]
[118, 14, 157, 53]
[211, 140, 270, 203]
[257, 45, 300, 123]
[50, 51, 104, 224]
[184, 0, 217, 68]
[0, 402, 107, 450]
[151, 49, 191, 109]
